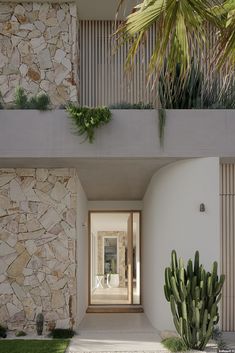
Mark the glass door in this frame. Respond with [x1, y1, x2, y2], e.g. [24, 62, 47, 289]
[89, 211, 140, 305]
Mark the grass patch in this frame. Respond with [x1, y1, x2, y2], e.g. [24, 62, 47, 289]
[0, 339, 70, 353]
[162, 337, 187, 352]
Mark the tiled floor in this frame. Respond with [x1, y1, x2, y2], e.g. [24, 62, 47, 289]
[68, 313, 235, 353]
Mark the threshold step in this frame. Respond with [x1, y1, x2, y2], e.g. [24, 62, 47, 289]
[86, 305, 144, 313]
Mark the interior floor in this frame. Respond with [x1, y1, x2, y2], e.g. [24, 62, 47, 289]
[91, 287, 139, 304]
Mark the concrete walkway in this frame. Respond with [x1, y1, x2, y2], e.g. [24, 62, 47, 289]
[68, 313, 235, 353]
[68, 313, 166, 352]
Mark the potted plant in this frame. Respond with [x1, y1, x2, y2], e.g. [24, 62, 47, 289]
[36, 313, 44, 336]
[109, 272, 119, 288]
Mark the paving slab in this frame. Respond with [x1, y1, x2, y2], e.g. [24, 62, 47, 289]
[67, 314, 222, 353]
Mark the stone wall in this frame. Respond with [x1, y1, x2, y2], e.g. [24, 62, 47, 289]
[97, 231, 126, 287]
[0, 2, 78, 106]
[0, 168, 77, 332]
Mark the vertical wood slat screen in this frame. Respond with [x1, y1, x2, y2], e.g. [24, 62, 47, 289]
[79, 21, 234, 108]
[79, 20, 157, 107]
[220, 164, 235, 331]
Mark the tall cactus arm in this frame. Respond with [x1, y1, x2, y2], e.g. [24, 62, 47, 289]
[194, 251, 200, 276]
[165, 267, 171, 290]
[170, 295, 178, 317]
[207, 276, 212, 297]
[171, 250, 178, 272]
[211, 262, 218, 289]
[187, 259, 193, 279]
[215, 274, 225, 295]
[164, 284, 171, 301]
[170, 276, 181, 302]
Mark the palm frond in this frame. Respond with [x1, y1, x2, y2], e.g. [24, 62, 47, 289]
[115, 0, 228, 83]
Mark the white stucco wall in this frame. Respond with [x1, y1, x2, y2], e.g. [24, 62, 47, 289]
[76, 176, 88, 325]
[142, 157, 220, 331]
[88, 200, 143, 210]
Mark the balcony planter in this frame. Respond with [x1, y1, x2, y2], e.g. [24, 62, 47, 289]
[0, 109, 235, 159]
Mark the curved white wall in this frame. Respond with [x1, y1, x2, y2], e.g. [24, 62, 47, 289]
[142, 157, 220, 331]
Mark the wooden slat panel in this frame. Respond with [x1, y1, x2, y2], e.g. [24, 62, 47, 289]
[80, 20, 157, 107]
[79, 21, 234, 107]
[220, 164, 235, 331]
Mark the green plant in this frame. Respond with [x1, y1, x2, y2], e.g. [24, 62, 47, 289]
[164, 250, 225, 350]
[15, 330, 26, 337]
[159, 64, 203, 109]
[0, 92, 4, 110]
[28, 94, 50, 111]
[0, 325, 7, 338]
[14, 87, 50, 110]
[215, 0, 235, 69]
[109, 102, 153, 109]
[158, 64, 235, 145]
[50, 328, 75, 339]
[158, 109, 166, 147]
[116, 0, 235, 82]
[162, 337, 187, 352]
[116, 0, 222, 81]
[67, 104, 112, 143]
[36, 313, 44, 336]
[15, 87, 28, 109]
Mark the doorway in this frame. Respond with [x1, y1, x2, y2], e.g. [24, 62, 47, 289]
[88, 211, 141, 308]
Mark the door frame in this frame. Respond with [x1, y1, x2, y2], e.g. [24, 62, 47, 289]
[88, 210, 142, 308]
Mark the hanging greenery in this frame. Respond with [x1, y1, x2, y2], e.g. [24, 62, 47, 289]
[67, 104, 112, 143]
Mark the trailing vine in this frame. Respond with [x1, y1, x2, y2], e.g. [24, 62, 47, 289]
[67, 104, 112, 143]
[158, 109, 166, 147]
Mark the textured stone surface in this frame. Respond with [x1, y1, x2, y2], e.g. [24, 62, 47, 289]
[0, 2, 78, 107]
[0, 168, 77, 333]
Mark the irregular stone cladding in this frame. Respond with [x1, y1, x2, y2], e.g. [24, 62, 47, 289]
[0, 168, 77, 333]
[0, 2, 78, 106]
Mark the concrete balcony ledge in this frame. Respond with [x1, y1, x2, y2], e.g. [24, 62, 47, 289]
[0, 109, 235, 159]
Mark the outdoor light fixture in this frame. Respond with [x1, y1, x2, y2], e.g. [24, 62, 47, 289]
[200, 203, 206, 212]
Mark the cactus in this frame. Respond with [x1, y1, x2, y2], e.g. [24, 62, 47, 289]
[164, 250, 225, 350]
[36, 313, 44, 336]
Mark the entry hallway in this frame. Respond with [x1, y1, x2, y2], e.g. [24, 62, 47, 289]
[68, 313, 167, 352]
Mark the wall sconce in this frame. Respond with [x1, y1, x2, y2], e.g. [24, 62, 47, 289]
[200, 203, 206, 212]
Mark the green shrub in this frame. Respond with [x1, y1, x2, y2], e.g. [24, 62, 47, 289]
[14, 87, 50, 111]
[28, 94, 50, 111]
[15, 331, 27, 337]
[162, 337, 187, 352]
[0, 92, 4, 110]
[14, 87, 29, 109]
[109, 102, 153, 109]
[50, 328, 75, 339]
[67, 104, 112, 143]
[159, 64, 235, 109]
[0, 325, 7, 338]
